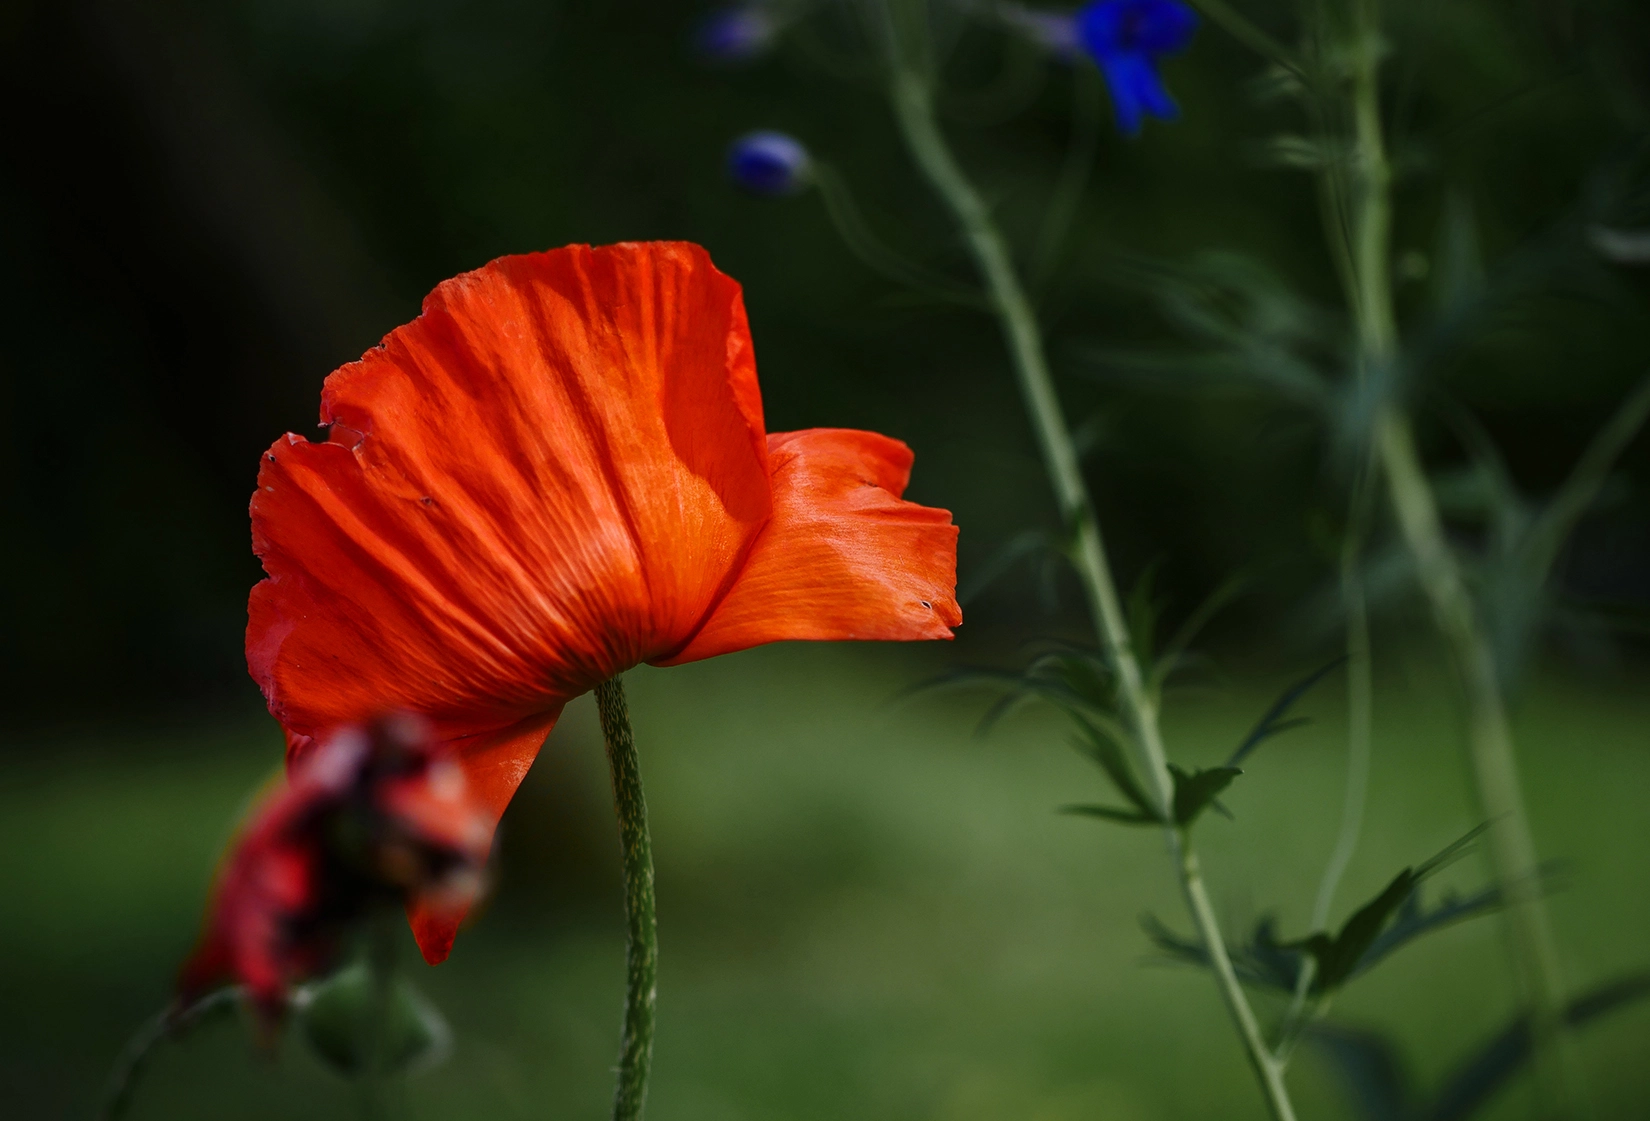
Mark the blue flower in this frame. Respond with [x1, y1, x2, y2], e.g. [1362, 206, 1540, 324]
[1075, 0, 1198, 136]
[726, 131, 813, 196]
[693, 6, 779, 63]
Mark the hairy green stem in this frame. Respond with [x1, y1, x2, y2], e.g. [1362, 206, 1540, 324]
[596, 677, 658, 1121]
[886, 62, 1299, 1121]
[1342, 3, 1577, 1112]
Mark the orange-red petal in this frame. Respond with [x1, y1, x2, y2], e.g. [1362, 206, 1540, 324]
[248, 243, 773, 959]
[250, 242, 770, 743]
[658, 429, 961, 665]
[400, 709, 560, 963]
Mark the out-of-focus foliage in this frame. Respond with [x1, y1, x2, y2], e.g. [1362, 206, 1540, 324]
[8, 650, 1650, 1119]
[3, 0, 1648, 722]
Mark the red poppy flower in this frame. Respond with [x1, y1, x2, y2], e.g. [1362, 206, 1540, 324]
[180, 715, 491, 1017]
[248, 241, 961, 965]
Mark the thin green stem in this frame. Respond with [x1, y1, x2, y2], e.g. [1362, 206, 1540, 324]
[99, 988, 241, 1121]
[1315, 462, 1376, 933]
[1031, 65, 1103, 291]
[812, 162, 985, 305]
[1525, 371, 1650, 583]
[596, 676, 658, 1121]
[1339, 4, 1578, 1111]
[888, 67, 1171, 806]
[885, 55, 1298, 1121]
[1188, 0, 1311, 85]
[1278, 461, 1376, 1057]
[358, 913, 404, 1121]
[1376, 412, 1579, 1115]
[1176, 835, 1300, 1117]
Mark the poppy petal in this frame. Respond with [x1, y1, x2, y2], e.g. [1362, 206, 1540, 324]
[248, 242, 773, 753]
[658, 428, 960, 665]
[402, 708, 560, 963]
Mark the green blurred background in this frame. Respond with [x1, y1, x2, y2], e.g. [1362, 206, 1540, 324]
[1, 0, 1647, 1118]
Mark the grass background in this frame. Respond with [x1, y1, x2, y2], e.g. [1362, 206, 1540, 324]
[5, 643, 1647, 1120]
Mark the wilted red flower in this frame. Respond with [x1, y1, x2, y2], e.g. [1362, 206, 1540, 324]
[248, 241, 961, 964]
[180, 715, 490, 1017]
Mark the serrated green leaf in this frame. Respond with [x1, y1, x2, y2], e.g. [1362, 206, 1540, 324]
[1311, 972, 1650, 1121]
[1150, 572, 1248, 693]
[1169, 763, 1243, 827]
[297, 964, 451, 1078]
[1261, 134, 1339, 170]
[957, 529, 1059, 605]
[1423, 972, 1650, 1121]
[1308, 1023, 1410, 1121]
[1294, 870, 1416, 991]
[1228, 657, 1347, 766]
[1140, 914, 1298, 991]
[1069, 714, 1159, 820]
[1286, 825, 1491, 993]
[1060, 803, 1158, 826]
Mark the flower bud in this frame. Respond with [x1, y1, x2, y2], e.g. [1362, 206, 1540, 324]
[178, 715, 492, 1020]
[692, 6, 779, 63]
[726, 130, 813, 197]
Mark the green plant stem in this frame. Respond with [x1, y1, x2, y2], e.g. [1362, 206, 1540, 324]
[1376, 411, 1577, 1113]
[1187, 0, 1310, 84]
[596, 676, 658, 1121]
[886, 63, 1298, 1121]
[1277, 462, 1376, 1058]
[813, 162, 983, 304]
[1525, 372, 1650, 582]
[1315, 465, 1375, 937]
[357, 914, 399, 1121]
[99, 988, 241, 1121]
[1341, 3, 1577, 1113]
[1031, 64, 1103, 290]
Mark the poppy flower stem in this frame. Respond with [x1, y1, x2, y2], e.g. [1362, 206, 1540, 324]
[595, 676, 658, 1121]
[356, 912, 400, 1120]
[881, 33, 1298, 1121]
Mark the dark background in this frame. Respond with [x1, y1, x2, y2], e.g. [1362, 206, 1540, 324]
[3, 2, 1650, 1119]
[4, 0, 1649, 723]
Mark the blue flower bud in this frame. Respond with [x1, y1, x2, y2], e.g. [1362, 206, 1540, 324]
[726, 131, 813, 197]
[693, 6, 779, 63]
[1074, 0, 1198, 136]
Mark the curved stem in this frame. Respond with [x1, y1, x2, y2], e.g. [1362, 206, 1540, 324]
[812, 162, 984, 305]
[596, 677, 658, 1121]
[1279, 461, 1376, 1055]
[1315, 462, 1377, 933]
[1338, 2, 1578, 1111]
[1032, 64, 1104, 292]
[1376, 412, 1579, 1116]
[1525, 370, 1650, 583]
[885, 56, 1298, 1121]
[99, 988, 241, 1121]
[1187, 0, 1311, 85]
